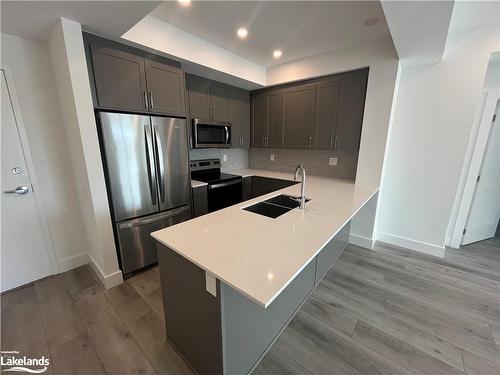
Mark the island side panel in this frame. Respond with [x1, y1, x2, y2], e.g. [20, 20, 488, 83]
[220, 260, 316, 375]
[157, 242, 223, 375]
[315, 220, 351, 284]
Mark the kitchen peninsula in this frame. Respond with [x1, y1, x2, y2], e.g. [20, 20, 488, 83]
[152, 169, 377, 375]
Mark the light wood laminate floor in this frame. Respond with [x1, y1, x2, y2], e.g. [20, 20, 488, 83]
[1, 238, 499, 375]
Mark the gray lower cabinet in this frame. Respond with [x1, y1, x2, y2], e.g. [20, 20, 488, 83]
[192, 185, 208, 217]
[156, 221, 351, 375]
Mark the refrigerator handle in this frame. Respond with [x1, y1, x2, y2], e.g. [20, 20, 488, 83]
[153, 125, 165, 203]
[144, 125, 157, 206]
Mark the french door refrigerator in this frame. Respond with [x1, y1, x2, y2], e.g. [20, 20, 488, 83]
[98, 111, 191, 275]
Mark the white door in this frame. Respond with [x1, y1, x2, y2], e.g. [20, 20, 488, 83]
[463, 101, 500, 245]
[1, 70, 53, 292]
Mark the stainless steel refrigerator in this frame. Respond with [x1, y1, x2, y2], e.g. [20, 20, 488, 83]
[98, 111, 191, 275]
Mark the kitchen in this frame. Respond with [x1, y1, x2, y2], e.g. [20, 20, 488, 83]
[1, 1, 500, 375]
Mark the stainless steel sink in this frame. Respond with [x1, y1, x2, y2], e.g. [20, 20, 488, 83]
[242, 194, 310, 219]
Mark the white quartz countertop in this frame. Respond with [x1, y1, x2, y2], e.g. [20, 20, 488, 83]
[152, 168, 378, 308]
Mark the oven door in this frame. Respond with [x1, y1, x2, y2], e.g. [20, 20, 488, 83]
[193, 118, 231, 148]
[207, 178, 243, 212]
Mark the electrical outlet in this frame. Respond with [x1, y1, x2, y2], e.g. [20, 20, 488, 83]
[223, 154, 227, 162]
[270, 154, 275, 161]
[329, 157, 337, 166]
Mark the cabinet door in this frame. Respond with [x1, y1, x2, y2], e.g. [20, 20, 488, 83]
[251, 92, 266, 148]
[240, 92, 250, 148]
[91, 45, 148, 111]
[210, 83, 229, 121]
[145, 58, 186, 116]
[228, 88, 240, 147]
[314, 79, 340, 149]
[336, 69, 369, 152]
[187, 76, 211, 119]
[282, 84, 316, 148]
[266, 90, 283, 148]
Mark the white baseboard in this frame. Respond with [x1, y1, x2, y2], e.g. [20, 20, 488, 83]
[88, 255, 123, 289]
[349, 233, 375, 249]
[376, 232, 445, 258]
[57, 252, 89, 273]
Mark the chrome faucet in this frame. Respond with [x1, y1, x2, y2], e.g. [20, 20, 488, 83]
[293, 165, 306, 209]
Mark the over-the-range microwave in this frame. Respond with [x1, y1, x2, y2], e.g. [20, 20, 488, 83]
[192, 118, 231, 148]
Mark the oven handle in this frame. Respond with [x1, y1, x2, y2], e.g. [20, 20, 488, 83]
[209, 179, 242, 190]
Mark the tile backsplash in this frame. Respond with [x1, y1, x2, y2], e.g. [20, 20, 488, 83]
[189, 148, 249, 171]
[249, 148, 358, 180]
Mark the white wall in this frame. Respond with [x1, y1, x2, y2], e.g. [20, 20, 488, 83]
[1, 33, 89, 271]
[267, 35, 400, 246]
[377, 21, 500, 256]
[48, 18, 122, 288]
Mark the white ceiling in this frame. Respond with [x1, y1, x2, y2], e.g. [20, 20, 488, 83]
[1, 1, 160, 42]
[150, 1, 390, 67]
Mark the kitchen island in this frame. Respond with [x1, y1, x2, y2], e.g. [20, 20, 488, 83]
[151, 169, 378, 375]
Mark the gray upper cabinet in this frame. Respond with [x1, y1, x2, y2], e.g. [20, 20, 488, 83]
[240, 92, 250, 148]
[314, 78, 340, 149]
[229, 89, 251, 148]
[250, 68, 368, 152]
[336, 69, 369, 152]
[84, 33, 186, 117]
[187, 76, 211, 119]
[186, 75, 231, 122]
[145, 58, 185, 116]
[266, 90, 283, 148]
[251, 92, 267, 148]
[90, 45, 148, 112]
[282, 83, 316, 148]
[210, 83, 229, 122]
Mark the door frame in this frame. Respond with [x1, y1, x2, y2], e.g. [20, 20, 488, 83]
[449, 88, 500, 248]
[1, 66, 58, 276]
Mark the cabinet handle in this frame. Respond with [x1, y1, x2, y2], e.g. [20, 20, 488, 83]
[330, 136, 333, 149]
[309, 136, 312, 148]
[149, 92, 154, 109]
[144, 91, 149, 109]
[262, 136, 264, 147]
[265, 136, 268, 147]
[334, 136, 339, 149]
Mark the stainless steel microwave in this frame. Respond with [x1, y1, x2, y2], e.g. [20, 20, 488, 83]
[192, 118, 231, 148]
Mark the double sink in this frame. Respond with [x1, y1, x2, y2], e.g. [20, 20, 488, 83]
[243, 194, 310, 219]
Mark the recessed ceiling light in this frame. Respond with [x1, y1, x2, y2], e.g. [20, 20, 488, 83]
[178, 0, 191, 6]
[273, 50, 282, 59]
[363, 17, 380, 26]
[237, 28, 248, 39]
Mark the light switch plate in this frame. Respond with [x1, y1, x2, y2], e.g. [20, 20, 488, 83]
[329, 157, 338, 166]
[270, 154, 275, 161]
[223, 154, 227, 162]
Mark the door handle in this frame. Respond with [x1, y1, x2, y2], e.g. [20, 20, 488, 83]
[4, 185, 29, 195]
[144, 125, 157, 206]
[153, 125, 165, 203]
[149, 92, 154, 109]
